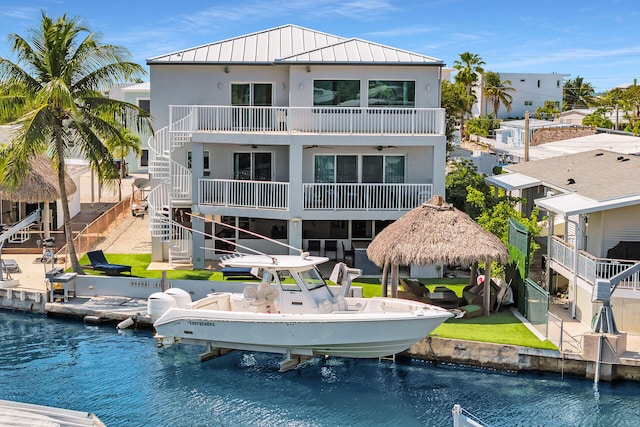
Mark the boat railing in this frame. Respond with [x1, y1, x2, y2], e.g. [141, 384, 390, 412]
[452, 404, 488, 427]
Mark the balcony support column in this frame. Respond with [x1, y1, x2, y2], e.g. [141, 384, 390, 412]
[288, 144, 304, 253]
[191, 143, 205, 269]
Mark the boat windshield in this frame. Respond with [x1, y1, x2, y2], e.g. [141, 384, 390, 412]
[299, 267, 327, 291]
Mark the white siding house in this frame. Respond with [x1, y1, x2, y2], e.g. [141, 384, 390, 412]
[486, 150, 640, 333]
[145, 24, 447, 271]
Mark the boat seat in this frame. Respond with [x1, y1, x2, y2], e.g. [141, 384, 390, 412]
[240, 285, 270, 313]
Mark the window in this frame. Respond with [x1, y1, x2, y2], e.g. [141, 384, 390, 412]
[537, 80, 541, 88]
[314, 155, 357, 183]
[231, 83, 272, 106]
[140, 149, 149, 167]
[234, 152, 272, 181]
[316, 155, 404, 183]
[362, 155, 405, 183]
[557, 80, 560, 88]
[187, 150, 210, 170]
[302, 220, 348, 239]
[137, 99, 150, 113]
[524, 101, 533, 106]
[368, 81, 415, 107]
[238, 218, 287, 239]
[313, 80, 360, 106]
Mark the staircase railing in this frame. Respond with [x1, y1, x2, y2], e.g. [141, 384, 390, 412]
[147, 123, 193, 265]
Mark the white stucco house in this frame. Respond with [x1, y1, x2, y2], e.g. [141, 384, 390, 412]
[473, 72, 569, 119]
[145, 24, 447, 273]
[487, 150, 640, 333]
[107, 82, 152, 174]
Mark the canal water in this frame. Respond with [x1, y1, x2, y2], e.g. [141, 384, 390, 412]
[1, 310, 640, 427]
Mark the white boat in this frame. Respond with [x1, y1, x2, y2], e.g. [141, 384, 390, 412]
[149, 253, 453, 371]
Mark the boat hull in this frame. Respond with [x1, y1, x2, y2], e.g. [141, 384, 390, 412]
[153, 298, 452, 358]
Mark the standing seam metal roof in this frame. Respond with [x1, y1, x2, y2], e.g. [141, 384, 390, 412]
[147, 24, 442, 65]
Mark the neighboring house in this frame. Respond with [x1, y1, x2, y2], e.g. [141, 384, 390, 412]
[558, 108, 629, 129]
[145, 24, 446, 273]
[0, 125, 86, 235]
[494, 118, 567, 147]
[473, 72, 569, 119]
[107, 82, 152, 174]
[491, 132, 640, 164]
[486, 150, 640, 333]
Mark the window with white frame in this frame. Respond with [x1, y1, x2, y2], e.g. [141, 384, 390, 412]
[140, 149, 149, 167]
[187, 150, 210, 171]
[314, 154, 405, 183]
[234, 152, 272, 181]
[368, 80, 415, 107]
[313, 80, 360, 106]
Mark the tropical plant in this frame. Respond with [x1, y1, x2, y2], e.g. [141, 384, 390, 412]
[482, 71, 514, 117]
[582, 107, 614, 129]
[563, 76, 595, 110]
[441, 80, 472, 148]
[533, 100, 561, 120]
[0, 13, 151, 273]
[465, 115, 501, 137]
[453, 52, 485, 140]
[445, 158, 490, 219]
[106, 127, 142, 201]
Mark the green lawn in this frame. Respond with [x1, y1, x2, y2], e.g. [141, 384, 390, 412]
[78, 254, 556, 350]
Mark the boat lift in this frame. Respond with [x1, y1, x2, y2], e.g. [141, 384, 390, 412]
[0, 209, 40, 285]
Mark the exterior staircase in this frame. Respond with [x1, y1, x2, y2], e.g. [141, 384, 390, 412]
[148, 125, 193, 265]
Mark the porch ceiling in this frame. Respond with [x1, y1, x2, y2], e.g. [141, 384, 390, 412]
[486, 173, 541, 191]
[535, 192, 640, 216]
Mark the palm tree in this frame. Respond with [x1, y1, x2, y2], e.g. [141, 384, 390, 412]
[453, 52, 485, 140]
[563, 76, 595, 110]
[106, 127, 142, 201]
[0, 13, 151, 273]
[482, 71, 514, 117]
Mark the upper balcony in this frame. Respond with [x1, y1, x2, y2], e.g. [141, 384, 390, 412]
[169, 105, 445, 136]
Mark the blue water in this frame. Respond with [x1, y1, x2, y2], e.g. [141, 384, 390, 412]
[1, 311, 640, 427]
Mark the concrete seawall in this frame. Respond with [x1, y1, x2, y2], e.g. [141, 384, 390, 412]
[407, 336, 640, 382]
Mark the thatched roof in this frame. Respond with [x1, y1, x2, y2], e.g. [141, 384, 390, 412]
[0, 154, 77, 203]
[367, 195, 509, 267]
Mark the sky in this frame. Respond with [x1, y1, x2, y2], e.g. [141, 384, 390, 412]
[0, 0, 639, 92]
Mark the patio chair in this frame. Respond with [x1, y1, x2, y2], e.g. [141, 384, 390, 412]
[307, 240, 321, 256]
[324, 240, 338, 260]
[85, 250, 132, 276]
[341, 241, 355, 266]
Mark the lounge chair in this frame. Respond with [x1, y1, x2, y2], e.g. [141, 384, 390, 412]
[398, 278, 433, 304]
[85, 250, 132, 276]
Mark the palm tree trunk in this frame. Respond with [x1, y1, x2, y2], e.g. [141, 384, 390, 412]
[55, 122, 84, 274]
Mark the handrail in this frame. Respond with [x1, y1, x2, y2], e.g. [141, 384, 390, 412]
[169, 105, 445, 136]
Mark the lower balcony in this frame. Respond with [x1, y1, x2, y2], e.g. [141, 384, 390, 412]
[198, 179, 432, 212]
[549, 236, 640, 290]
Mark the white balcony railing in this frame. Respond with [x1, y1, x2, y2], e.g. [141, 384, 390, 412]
[199, 179, 290, 210]
[303, 183, 432, 210]
[550, 236, 640, 290]
[197, 180, 432, 211]
[170, 105, 445, 136]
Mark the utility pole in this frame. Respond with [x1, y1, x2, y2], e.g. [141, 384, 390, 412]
[524, 111, 530, 162]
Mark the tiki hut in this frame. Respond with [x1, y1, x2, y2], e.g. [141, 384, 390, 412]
[367, 195, 509, 316]
[0, 154, 77, 238]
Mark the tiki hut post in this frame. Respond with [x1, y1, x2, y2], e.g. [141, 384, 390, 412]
[390, 264, 399, 298]
[483, 257, 493, 316]
[381, 262, 390, 297]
